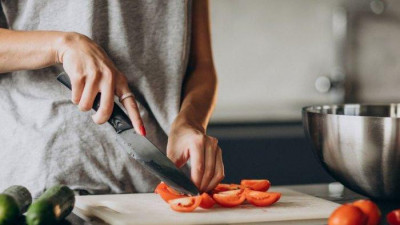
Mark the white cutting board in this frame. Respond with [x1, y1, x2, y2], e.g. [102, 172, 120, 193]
[74, 188, 339, 225]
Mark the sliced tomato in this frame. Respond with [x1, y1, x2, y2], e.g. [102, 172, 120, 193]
[155, 182, 187, 202]
[212, 183, 242, 194]
[168, 196, 202, 213]
[387, 209, 400, 225]
[199, 193, 216, 209]
[213, 189, 246, 207]
[245, 189, 281, 207]
[241, 179, 271, 192]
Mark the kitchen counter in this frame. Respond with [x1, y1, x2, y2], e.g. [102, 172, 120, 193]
[64, 183, 400, 225]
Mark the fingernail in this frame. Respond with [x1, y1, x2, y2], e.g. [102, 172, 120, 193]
[140, 125, 146, 136]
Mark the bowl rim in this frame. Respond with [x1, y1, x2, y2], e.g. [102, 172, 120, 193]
[302, 103, 400, 119]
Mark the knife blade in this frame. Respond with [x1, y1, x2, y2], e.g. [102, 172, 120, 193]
[56, 72, 199, 196]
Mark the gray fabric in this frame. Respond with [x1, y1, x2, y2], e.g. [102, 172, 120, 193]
[0, 3, 7, 28]
[0, 0, 191, 197]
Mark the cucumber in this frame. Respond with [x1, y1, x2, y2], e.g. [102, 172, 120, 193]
[26, 185, 75, 225]
[0, 185, 32, 225]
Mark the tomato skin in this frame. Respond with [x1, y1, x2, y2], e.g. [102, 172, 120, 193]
[155, 182, 186, 203]
[387, 209, 400, 225]
[213, 184, 242, 194]
[328, 204, 368, 225]
[213, 189, 246, 208]
[352, 200, 381, 225]
[168, 196, 202, 213]
[241, 179, 271, 192]
[244, 189, 281, 207]
[199, 193, 216, 209]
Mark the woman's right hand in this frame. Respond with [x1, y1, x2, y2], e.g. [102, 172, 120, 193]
[56, 32, 146, 135]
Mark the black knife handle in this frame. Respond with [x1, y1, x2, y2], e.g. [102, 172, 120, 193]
[57, 72, 134, 134]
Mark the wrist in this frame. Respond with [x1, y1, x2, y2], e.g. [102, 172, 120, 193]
[171, 114, 206, 134]
[53, 32, 81, 64]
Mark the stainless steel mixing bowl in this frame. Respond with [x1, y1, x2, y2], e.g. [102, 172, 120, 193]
[303, 104, 400, 200]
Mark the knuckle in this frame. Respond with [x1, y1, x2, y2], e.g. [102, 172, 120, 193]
[93, 117, 104, 125]
[88, 70, 100, 82]
[72, 75, 85, 85]
[118, 73, 128, 84]
[79, 102, 92, 111]
[204, 170, 213, 180]
[212, 137, 219, 145]
[71, 97, 79, 104]
[195, 164, 205, 174]
[217, 173, 225, 182]
[95, 112, 109, 124]
[102, 69, 115, 83]
[100, 107, 113, 118]
[193, 135, 205, 147]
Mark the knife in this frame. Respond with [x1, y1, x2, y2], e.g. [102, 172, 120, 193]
[57, 72, 199, 196]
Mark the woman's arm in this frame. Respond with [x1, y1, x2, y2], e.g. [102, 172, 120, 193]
[0, 29, 145, 134]
[176, 0, 217, 132]
[167, 0, 224, 192]
[0, 29, 61, 72]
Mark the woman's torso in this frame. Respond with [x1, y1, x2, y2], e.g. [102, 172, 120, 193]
[0, 0, 191, 197]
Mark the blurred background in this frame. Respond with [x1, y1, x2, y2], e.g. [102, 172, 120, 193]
[207, 0, 400, 185]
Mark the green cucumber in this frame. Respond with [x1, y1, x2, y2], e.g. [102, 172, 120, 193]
[26, 185, 75, 225]
[0, 185, 32, 225]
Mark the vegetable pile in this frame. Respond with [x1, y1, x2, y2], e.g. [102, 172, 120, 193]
[154, 179, 281, 212]
[328, 199, 400, 225]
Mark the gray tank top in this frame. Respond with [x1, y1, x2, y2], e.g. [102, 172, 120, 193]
[0, 0, 191, 197]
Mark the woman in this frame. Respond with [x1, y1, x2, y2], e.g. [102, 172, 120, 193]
[0, 0, 224, 197]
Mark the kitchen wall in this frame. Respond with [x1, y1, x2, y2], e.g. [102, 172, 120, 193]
[209, 0, 400, 123]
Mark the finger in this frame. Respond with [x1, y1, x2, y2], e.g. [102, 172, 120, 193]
[199, 138, 218, 192]
[70, 75, 85, 104]
[92, 78, 114, 124]
[189, 140, 205, 189]
[205, 147, 225, 192]
[78, 76, 99, 112]
[118, 84, 145, 136]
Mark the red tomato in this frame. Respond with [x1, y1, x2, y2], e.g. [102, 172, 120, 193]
[244, 189, 281, 207]
[168, 196, 201, 213]
[241, 179, 271, 192]
[387, 209, 400, 225]
[155, 182, 186, 202]
[352, 200, 381, 225]
[328, 204, 368, 225]
[199, 193, 216, 209]
[213, 183, 242, 193]
[213, 189, 246, 207]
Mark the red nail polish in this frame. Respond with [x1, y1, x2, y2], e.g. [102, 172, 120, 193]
[140, 125, 146, 136]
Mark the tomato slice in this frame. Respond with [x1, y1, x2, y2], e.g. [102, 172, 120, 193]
[213, 189, 246, 207]
[352, 200, 381, 225]
[245, 189, 281, 207]
[241, 179, 271, 192]
[213, 183, 242, 194]
[199, 193, 216, 209]
[155, 182, 187, 202]
[387, 209, 400, 225]
[168, 196, 202, 213]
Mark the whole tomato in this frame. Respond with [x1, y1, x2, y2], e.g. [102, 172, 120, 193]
[328, 204, 368, 225]
[387, 209, 400, 225]
[353, 200, 381, 225]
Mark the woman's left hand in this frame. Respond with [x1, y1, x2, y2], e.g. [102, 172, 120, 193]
[167, 122, 224, 193]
